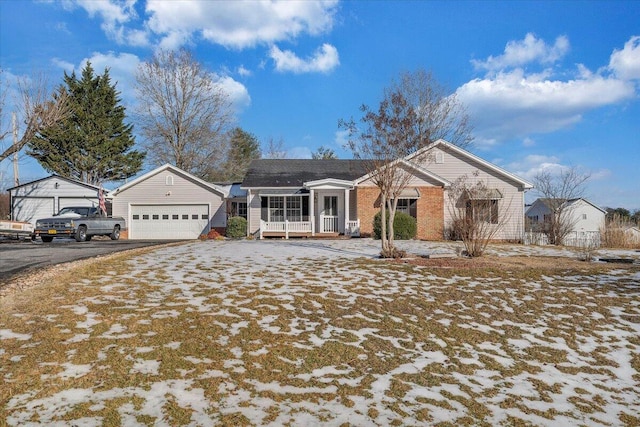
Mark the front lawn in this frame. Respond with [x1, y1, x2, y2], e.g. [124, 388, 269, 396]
[1, 240, 639, 426]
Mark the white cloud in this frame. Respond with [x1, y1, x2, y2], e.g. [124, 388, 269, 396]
[457, 68, 635, 143]
[609, 35, 640, 80]
[157, 30, 192, 51]
[237, 66, 252, 77]
[71, 0, 140, 45]
[125, 29, 150, 47]
[459, 35, 639, 144]
[288, 146, 313, 159]
[215, 75, 251, 113]
[145, 0, 338, 49]
[270, 43, 339, 73]
[472, 33, 569, 72]
[334, 129, 349, 148]
[506, 154, 610, 191]
[52, 58, 76, 72]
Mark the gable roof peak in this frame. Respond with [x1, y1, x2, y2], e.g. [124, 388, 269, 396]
[405, 139, 534, 190]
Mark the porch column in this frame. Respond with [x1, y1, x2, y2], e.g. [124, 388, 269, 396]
[309, 190, 315, 235]
[344, 189, 350, 234]
[246, 189, 251, 237]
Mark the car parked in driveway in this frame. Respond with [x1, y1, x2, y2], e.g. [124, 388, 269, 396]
[33, 206, 125, 243]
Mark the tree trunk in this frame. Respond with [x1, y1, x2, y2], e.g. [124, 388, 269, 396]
[380, 195, 389, 254]
[387, 197, 399, 254]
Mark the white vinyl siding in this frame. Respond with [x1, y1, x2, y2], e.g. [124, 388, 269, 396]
[10, 176, 101, 225]
[59, 197, 99, 209]
[112, 168, 226, 239]
[417, 145, 527, 240]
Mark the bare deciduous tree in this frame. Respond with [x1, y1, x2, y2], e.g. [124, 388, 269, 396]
[135, 49, 235, 178]
[394, 69, 473, 149]
[341, 91, 423, 258]
[447, 172, 512, 257]
[340, 68, 473, 258]
[532, 166, 591, 245]
[262, 137, 287, 159]
[0, 71, 69, 163]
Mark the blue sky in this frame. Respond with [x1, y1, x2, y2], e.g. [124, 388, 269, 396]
[1, 1, 639, 210]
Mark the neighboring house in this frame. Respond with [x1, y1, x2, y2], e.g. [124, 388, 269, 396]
[526, 197, 606, 245]
[623, 226, 640, 245]
[8, 175, 103, 225]
[241, 139, 533, 240]
[110, 164, 227, 240]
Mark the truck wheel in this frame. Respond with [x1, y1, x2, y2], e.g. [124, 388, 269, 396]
[41, 236, 54, 243]
[75, 226, 87, 242]
[110, 226, 121, 240]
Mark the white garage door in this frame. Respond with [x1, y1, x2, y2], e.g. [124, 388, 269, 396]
[12, 197, 55, 224]
[130, 205, 210, 240]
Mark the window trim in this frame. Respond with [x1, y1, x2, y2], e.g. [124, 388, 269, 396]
[466, 199, 499, 224]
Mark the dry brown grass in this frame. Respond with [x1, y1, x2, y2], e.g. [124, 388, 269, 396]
[1, 243, 639, 426]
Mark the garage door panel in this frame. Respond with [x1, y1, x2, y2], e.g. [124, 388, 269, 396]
[12, 197, 55, 224]
[131, 205, 209, 240]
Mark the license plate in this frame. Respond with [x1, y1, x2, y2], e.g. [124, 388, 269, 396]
[48, 230, 57, 235]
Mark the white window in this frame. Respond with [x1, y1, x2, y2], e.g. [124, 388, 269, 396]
[582, 213, 587, 220]
[396, 198, 417, 218]
[166, 175, 174, 186]
[435, 151, 444, 164]
[287, 198, 302, 221]
[466, 199, 499, 224]
[231, 201, 247, 219]
[269, 197, 284, 222]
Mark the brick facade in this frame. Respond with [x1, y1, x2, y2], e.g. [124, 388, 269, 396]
[355, 186, 444, 240]
[414, 187, 444, 240]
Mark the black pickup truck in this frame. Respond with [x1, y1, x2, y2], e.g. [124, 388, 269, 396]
[33, 206, 126, 242]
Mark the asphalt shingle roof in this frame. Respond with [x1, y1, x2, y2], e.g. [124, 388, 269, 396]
[241, 159, 369, 188]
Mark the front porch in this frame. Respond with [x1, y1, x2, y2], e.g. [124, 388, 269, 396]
[259, 219, 360, 239]
[253, 178, 361, 240]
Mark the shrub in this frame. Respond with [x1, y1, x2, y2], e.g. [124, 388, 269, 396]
[207, 229, 222, 240]
[226, 216, 247, 239]
[373, 211, 417, 240]
[601, 214, 639, 249]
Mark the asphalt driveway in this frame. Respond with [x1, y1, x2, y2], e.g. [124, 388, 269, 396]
[0, 238, 179, 283]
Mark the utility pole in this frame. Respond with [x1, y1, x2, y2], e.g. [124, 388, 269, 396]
[12, 112, 19, 186]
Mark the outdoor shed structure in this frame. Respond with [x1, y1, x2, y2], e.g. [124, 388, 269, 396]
[8, 175, 102, 225]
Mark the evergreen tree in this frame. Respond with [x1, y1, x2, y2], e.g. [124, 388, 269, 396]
[208, 127, 261, 182]
[28, 63, 144, 185]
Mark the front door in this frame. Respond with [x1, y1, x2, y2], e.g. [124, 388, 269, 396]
[320, 195, 339, 233]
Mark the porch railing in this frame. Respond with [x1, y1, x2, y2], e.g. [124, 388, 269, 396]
[319, 215, 339, 233]
[260, 220, 312, 239]
[259, 218, 360, 238]
[346, 219, 360, 237]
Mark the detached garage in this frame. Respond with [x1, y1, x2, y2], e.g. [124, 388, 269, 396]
[111, 164, 227, 240]
[8, 175, 102, 225]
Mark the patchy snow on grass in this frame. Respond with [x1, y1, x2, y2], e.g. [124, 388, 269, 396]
[1, 239, 639, 426]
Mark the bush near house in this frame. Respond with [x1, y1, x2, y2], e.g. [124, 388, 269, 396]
[226, 216, 247, 239]
[373, 211, 417, 240]
[601, 214, 640, 249]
